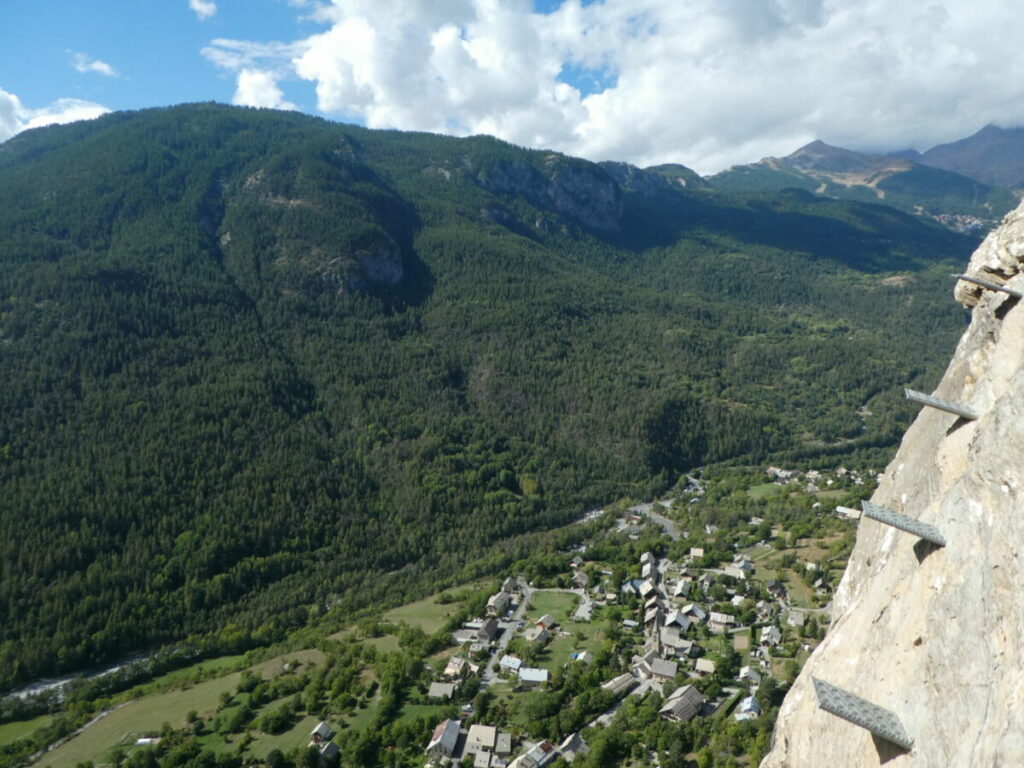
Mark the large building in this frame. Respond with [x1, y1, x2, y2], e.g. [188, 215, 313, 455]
[660, 684, 704, 722]
[466, 724, 498, 757]
[426, 719, 461, 763]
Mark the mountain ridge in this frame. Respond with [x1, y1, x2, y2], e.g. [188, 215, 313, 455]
[709, 138, 1019, 232]
[913, 124, 1024, 189]
[0, 102, 975, 689]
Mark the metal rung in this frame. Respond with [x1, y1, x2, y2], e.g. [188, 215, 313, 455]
[953, 274, 1024, 299]
[905, 389, 977, 420]
[813, 678, 914, 751]
[861, 501, 945, 547]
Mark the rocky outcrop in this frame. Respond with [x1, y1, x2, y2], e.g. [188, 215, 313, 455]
[350, 239, 404, 290]
[474, 155, 622, 231]
[598, 161, 673, 197]
[954, 203, 1024, 306]
[761, 201, 1024, 767]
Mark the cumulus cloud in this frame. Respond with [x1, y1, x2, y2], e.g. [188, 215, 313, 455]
[70, 52, 119, 77]
[202, 0, 1024, 173]
[233, 69, 298, 110]
[0, 87, 110, 143]
[189, 0, 217, 20]
[203, 39, 305, 111]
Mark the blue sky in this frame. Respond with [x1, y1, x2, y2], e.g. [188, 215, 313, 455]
[3, 1, 1024, 174]
[0, 0, 609, 115]
[1, 1, 311, 112]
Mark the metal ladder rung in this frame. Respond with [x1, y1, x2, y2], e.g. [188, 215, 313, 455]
[813, 677, 914, 750]
[953, 273, 1024, 299]
[905, 389, 977, 420]
[861, 501, 945, 547]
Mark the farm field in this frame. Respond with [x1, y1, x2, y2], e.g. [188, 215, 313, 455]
[0, 714, 52, 747]
[39, 674, 244, 768]
[37, 650, 325, 768]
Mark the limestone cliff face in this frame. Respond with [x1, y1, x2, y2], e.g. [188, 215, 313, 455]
[474, 155, 623, 231]
[761, 202, 1024, 767]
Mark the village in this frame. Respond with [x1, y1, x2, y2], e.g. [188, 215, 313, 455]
[389, 464, 866, 768]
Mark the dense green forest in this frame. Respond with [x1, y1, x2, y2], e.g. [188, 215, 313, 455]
[0, 104, 975, 690]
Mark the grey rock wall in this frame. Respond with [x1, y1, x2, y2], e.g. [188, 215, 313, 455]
[761, 201, 1024, 767]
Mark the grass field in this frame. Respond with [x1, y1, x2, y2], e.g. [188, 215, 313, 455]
[395, 703, 452, 725]
[814, 489, 846, 500]
[363, 635, 401, 654]
[538, 633, 577, 672]
[527, 592, 578, 627]
[747, 483, 784, 499]
[38, 650, 326, 768]
[250, 649, 325, 678]
[535, 614, 608, 672]
[140, 654, 248, 691]
[0, 714, 52, 746]
[341, 697, 379, 731]
[382, 594, 467, 634]
[246, 714, 321, 759]
[39, 674, 245, 768]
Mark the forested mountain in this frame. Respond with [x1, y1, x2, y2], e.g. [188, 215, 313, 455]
[710, 139, 1018, 230]
[0, 104, 976, 690]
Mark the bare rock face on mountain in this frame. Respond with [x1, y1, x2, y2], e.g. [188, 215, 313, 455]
[474, 155, 623, 231]
[761, 201, 1024, 767]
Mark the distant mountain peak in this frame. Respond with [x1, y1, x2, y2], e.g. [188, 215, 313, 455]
[919, 124, 1024, 188]
[708, 133, 1016, 232]
[784, 140, 887, 174]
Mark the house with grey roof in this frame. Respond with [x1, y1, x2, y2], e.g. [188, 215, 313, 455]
[535, 614, 557, 630]
[518, 667, 549, 686]
[310, 722, 335, 743]
[509, 740, 557, 768]
[426, 719, 461, 762]
[487, 591, 511, 616]
[601, 672, 637, 697]
[695, 658, 717, 676]
[659, 684, 703, 722]
[734, 696, 762, 721]
[524, 625, 549, 644]
[739, 666, 761, 686]
[760, 625, 782, 646]
[558, 732, 589, 763]
[499, 654, 523, 672]
[428, 682, 456, 700]
[680, 603, 707, 622]
[477, 617, 500, 644]
[708, 612, 735, 632]
[650, 657, 678, 682]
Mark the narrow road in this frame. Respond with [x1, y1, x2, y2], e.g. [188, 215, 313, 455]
[480, 578, 533, 687]
[632, 500, 680, 541]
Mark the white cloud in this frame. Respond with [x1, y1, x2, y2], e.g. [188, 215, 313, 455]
[232, 69, 298, 110]
[0, 87, 110, 143]
[70, 52, 119, 77]
[202, 0, 1024, 174]
[203, 39, 306, 111]
[189, 0, 217, 20]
